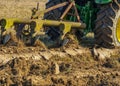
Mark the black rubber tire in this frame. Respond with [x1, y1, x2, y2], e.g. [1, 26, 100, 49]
[44, 0, 87, 20]
[44, 0, 68, 41]
[94, 0, 120, 48]
[44, 0, 67, 20]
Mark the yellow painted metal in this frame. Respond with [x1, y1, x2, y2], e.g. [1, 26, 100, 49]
[1, 18, 86, 31]
[0, 18, 31, 30]
[34, 20, 44, 32]
[3, 19, 16, 30]
[30, 19, 86, 37]
[116, 17, 120, 42]
[60, 24, 71, 39]
[31, 19, 86, 30]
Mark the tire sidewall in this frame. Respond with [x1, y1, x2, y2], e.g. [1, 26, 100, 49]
[113, 9, 120, 46]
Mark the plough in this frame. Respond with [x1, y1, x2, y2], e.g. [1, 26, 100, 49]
[0, 0, 120, 48]
[0, 18, 86, 46]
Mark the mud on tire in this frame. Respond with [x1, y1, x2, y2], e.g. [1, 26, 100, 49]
[94, 0, 120, 48]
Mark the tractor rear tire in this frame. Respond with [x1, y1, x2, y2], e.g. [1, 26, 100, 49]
[94, 0, 120, 48]
[44, 0, 67, 20]
[44, 0, 67, 41]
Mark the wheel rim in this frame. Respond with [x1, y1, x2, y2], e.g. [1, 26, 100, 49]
[116, 17, 120, 43]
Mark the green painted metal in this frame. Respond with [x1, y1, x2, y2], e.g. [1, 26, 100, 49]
[65, 1, 98, 35]
[95, 0, 112, 4]
[76, 1, 97, 35]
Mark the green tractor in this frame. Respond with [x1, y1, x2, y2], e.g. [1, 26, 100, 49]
[44, 0, 120, 48]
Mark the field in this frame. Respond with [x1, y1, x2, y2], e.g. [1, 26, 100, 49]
[0, 0, 46, 19]
[0, 0, 120, 86]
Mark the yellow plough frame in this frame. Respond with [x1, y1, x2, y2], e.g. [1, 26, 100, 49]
[0, 0, 86, 45]
[0, 18, 86, 45]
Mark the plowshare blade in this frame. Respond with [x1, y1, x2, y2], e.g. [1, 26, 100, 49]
[62, 38, 69, 46]
[3, 34, 11, 44]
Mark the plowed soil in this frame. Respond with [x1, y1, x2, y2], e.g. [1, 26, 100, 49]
[0, 46, 120, 86]
[0, 0, 120, 86]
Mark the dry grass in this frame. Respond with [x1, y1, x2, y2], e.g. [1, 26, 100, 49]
[0, 0, 47, 19]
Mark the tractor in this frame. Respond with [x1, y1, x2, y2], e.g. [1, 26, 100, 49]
[0, 0, 120, 49]
[44, 0, 120, 48]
